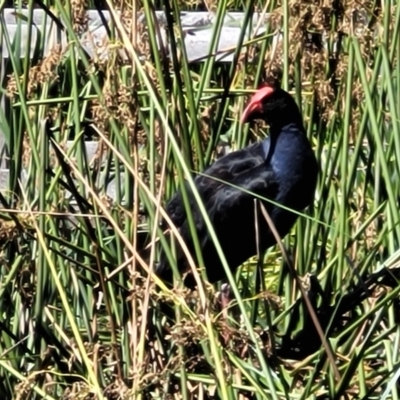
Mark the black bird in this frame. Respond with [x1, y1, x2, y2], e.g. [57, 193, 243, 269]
[156, 81, 318, 288]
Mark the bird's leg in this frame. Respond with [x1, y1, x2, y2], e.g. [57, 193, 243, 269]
[217, 282, 234, 344]
[219, 282, 232, 320]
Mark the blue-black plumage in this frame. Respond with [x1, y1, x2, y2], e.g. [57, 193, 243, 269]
[156, 81, 318, 287]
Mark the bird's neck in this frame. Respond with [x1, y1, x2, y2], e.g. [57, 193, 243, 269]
[264, 121, 306, 165]
[269, 120, 305, 137]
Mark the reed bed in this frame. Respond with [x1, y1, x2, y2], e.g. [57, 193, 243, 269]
[0, 0, 400, 398]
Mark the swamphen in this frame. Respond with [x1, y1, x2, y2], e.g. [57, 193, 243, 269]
[156, 81, 318, 288]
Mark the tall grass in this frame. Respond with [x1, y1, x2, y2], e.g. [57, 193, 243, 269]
[0, 0, 400, 399]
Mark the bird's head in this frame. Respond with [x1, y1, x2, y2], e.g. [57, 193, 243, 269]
[240, 81, 302, 129]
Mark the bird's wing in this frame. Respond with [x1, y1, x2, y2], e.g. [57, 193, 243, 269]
[185, 161, 278, 249]
[202, 142, 267, 180]
[164, 141, 270, 228]
[206, 163, 278, 214]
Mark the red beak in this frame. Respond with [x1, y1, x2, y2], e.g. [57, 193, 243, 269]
[240, 85, 275, 124]
[240, 101, 262, 124]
